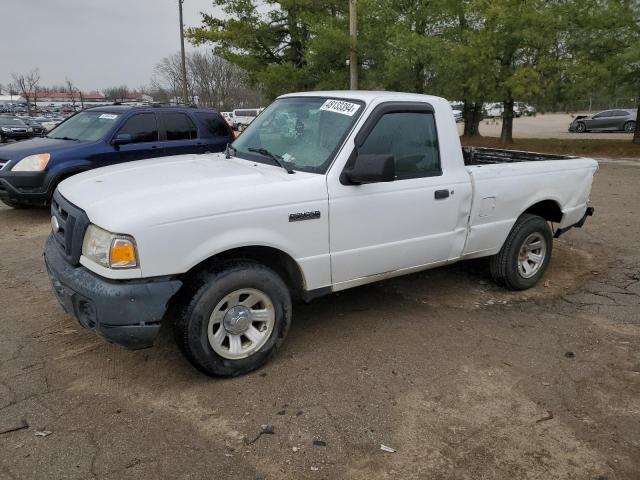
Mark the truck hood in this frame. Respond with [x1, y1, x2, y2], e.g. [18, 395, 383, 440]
[57, 153, 325, 232]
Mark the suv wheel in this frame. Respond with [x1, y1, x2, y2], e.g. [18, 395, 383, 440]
[174, 261, 292, 376]
[489, 214, 553, 290]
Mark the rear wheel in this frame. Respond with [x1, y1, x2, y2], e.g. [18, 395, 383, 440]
[490, 214, 553, 290]
[174, 261, 292, 377]
[624, 121, 636, 133]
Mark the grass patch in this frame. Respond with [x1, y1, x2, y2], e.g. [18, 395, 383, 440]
[460, 136, 640, 159]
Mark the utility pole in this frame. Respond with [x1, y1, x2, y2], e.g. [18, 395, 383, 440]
[349, 0, 358, 90]
[179, 0, 189, 105]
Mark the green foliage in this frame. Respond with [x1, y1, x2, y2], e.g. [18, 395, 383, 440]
[189, 0, 640, 120]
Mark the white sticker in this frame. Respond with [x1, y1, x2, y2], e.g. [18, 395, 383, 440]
[99, 114, 118, 120]
[319, 99, 361, 116]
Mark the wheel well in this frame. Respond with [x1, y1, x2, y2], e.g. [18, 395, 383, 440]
[523, 200, 563, 223]
[183, 246, 306, 295]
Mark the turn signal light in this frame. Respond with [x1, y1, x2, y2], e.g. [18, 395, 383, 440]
[110, 238, 138, 268]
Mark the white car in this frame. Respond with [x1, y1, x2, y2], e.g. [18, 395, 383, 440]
[484, 102, 504, 118]
[232, 108, 263, 130]
[45, 91, 598, 376]
[220, 111, 235, 127]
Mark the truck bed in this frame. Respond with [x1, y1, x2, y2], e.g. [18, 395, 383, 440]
[462, 147, 574, 166]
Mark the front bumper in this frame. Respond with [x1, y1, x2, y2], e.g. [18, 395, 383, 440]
[0, 173, 50, 205]
[1, 131, 31, 140]
[44, 235, 182, 349]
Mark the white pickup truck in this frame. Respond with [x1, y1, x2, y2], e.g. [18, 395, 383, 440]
[44, 91, 597, 376]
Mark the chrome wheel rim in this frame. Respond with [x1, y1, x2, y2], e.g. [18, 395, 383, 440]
[625, 122, 635, 133]
[517, 233, 547, 279]
[207, 288, 275, 360]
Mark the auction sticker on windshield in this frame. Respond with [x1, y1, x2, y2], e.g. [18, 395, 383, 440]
[99, 114, 118, 120]
[320, 99, 361, 116]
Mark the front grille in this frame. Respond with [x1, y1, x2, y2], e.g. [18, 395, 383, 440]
[51, 191, 90, 265]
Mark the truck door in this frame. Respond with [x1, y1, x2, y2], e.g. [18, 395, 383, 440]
[587, 111, 613, 130]
[327, 103, 471, 286]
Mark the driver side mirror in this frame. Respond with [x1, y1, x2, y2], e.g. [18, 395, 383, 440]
[343, 154, 395, 185]
[112, 133, 132, 147]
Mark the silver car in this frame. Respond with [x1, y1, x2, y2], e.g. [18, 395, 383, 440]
[569, 109, 637, 133]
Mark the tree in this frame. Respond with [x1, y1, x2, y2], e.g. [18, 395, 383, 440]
[65, 78, 77, 108]
[11, 69, 40, 115]
[152, 50, 262, 109]
[103, 85, 130, 103]
[188, 0, 350, 99]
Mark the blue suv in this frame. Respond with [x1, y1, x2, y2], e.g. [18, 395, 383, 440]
[0, 105, 234, 207]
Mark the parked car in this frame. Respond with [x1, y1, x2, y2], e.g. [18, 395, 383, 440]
[221, 111, 235, 128]
[0, 105, 233, 208]
[483, 102, 503, 118]
[44, 91, 598, 377]
[514, 102, 536, 116]
[232, 107, 263, 130]
[21, 117, 47, 137]
[0, 115, 32, 143]
[569, 109, 637, 133]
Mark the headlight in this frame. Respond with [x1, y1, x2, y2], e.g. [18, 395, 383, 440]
[27, 127, 33, 133]
[1, 127, 10, 132]
[82, 224, 139, 269]
[11, 153, 51, 172]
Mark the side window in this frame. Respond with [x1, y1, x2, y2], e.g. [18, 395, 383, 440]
[359, 111, 441, 179]
[613, 110, 628, 117]
[163, 112, 198, 140]
[593, 111, 611, 119]
[117, 113, 158, 143]
[195, 112, 230, 137]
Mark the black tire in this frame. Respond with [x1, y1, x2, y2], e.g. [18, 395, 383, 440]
[489, 214, 553, 291]
[174, 261, 292, 377]
[575, 122, 586, 133]
[624, 121, 636, 133]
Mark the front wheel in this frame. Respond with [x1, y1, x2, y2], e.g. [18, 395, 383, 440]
[490, 214, 553, 290]
[174, 261, 292, 376]
[575, 122, 586, 133]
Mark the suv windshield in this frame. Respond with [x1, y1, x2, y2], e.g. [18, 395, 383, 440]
[48, 111, 121, 141]
[232, 97, 364, 173]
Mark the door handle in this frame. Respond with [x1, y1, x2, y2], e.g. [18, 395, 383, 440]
[435, 189, 450, 200]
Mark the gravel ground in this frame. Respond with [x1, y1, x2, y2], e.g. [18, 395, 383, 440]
[1, 160, 639, 479]
[457, 112, 635, 140]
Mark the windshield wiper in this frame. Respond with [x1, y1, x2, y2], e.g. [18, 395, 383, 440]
[225, 143, 236, 159]
[248, 147, 295, 174]
[47, 136, 78, 141]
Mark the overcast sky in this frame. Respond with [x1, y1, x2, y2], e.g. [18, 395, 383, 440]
[0, 0, 223, 91]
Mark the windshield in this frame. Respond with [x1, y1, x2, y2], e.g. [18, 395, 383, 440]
[48, 111, 120, 141]
[232, 97, 364, 173]
[0, 116, 27, 126]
